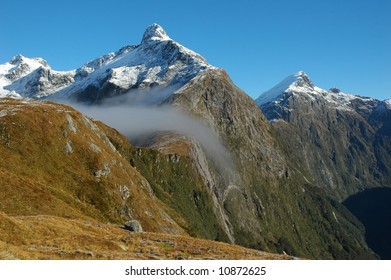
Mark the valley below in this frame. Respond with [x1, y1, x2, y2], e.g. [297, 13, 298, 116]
[344, 188, 391, 259]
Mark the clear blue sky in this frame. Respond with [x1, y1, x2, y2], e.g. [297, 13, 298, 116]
[1, 0, 390, 100]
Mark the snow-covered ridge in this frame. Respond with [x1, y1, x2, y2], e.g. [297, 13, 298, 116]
[1, 55, 48, 98]
[0, 55, 49, 79]
[0, 54, 75, 98]
[1, 23, 214, 103]
[256, 71, 377, 112]
[75, 45, 137, 81]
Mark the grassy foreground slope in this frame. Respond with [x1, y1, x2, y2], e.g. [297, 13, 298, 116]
[0, 212, 289, 260]
[0, 98, 184, 234]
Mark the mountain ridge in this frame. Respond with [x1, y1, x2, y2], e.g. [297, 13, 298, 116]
[256, 71, 387, 113]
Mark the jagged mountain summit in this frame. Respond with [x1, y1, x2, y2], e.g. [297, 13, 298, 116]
[256, 71, 387, 117]
[257, 71, 391, 200]
[0, 54, 74, 98]
[0, 23, 213, 104]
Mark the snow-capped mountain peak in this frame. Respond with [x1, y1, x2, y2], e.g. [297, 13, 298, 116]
[142, 23, 170, 43]
[256, 70, 363, 109]
[1, 54, 50, 82]
[1, 23, 214, 102]
[51, 23, 213, 103]
[257, 71, 384, 122]
[0, 53, 76, 99]
[255, 71, 314, 106]
[0, 54, 54, 98]
[9, 54, 49, 69]
[293, 71, 314, 88]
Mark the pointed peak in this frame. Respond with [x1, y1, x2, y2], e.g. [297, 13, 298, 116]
[10, 54, 26, 64]
[295, 70, 307, 77]
[142, 23, 170, 43]
[256, 71, 314, 106]
[274, 71, 313, 91]
[292, 70, 310, 81]
[289, 71, 314, 88]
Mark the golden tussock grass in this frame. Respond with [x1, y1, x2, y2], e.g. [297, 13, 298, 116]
[0, 212, 289, 260]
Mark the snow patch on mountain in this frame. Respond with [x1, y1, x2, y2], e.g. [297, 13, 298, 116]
[0, 89, 22, 99]
[108, 66, 145, 89]
[74, 45, 137, 81]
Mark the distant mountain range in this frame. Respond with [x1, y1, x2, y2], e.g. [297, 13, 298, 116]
[1, 23, 389, 259]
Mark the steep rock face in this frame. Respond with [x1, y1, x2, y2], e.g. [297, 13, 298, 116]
[257, 72, 391, 201]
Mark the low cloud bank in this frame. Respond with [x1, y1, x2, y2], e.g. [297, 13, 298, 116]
[66, 93, 237, 184]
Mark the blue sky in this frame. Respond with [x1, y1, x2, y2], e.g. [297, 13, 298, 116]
[1, 0, 390, 100]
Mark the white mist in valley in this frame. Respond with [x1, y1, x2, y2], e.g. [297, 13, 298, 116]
[69, 96, 238, 185]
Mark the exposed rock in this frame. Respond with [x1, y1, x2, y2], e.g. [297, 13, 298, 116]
[89, 143, 102, 153]
[329, 88, 341, 93]
[65, 114, 77, 133]
[82, 115, 101, 134]
[119, 185, 130, 201]
[94, 162, 111, 177]
[103, 137, 118, 152]
[63, 141, 73, 153]
[124, 220, 143, 232]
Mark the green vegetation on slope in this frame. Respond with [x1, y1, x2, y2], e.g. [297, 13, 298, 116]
[167, 69, 377, 259]
[104, 130, 230, 243]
